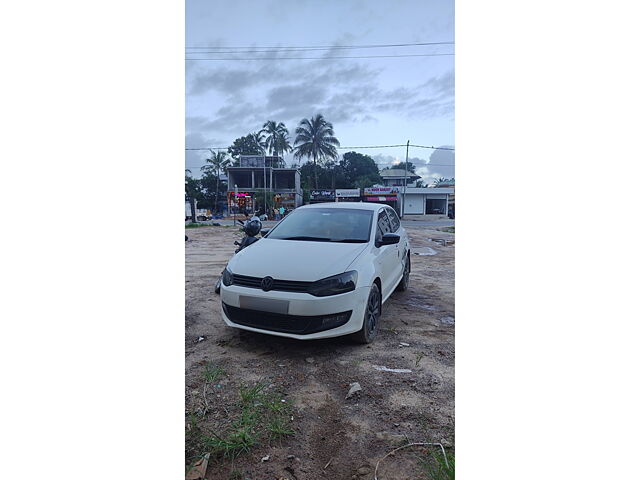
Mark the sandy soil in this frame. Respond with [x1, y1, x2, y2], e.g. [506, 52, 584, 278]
[185, 224, 454, 480]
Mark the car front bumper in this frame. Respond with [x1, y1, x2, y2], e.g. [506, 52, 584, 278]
[219, 284, 370, 340]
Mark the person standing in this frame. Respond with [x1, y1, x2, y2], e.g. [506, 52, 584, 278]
[279, 206, 285, 219]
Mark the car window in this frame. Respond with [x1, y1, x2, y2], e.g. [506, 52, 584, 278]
[377, 209, 392, 239]
[386, 208, 400, 232]
[267, 208, 373, 242]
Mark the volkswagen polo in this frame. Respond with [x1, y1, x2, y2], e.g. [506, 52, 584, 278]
[219, 203, 410, 343]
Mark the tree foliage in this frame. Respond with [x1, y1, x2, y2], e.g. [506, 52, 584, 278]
[260, 120, 292, 158]
[339, 151, 381, 188]
[293, 114, 340, 189]
[227, 133, 265, 162]
[383, 161, 417, 173]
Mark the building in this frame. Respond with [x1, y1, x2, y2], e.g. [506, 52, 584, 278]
[400, 187, 454, 215]
[380, 168, 421, 187]
[226, 155, 302, 214]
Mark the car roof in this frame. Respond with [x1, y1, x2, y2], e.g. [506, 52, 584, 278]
[298, 202, 387, 211]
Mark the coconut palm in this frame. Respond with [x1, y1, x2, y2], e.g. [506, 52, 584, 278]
[201, 150, 231, 213]
[260, 121, 292, 161]
[293, 114, 340, 189]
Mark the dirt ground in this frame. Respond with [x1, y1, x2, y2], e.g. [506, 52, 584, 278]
[185, 224, 454, 480]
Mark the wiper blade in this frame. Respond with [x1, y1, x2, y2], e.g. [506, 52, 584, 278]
[280, 236, 331, 242]
[329, 239, 368, 243]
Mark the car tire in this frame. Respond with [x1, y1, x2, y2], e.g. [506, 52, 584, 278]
[395, 254, 411, 292]
[352, 283, 382, 344]
[214, 277, 221, 294]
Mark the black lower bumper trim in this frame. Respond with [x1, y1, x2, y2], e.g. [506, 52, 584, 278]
[222, 303, 352, 335]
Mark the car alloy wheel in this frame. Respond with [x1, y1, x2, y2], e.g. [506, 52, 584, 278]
[396, 255, 411, 292]
[353, 283, 381, 343]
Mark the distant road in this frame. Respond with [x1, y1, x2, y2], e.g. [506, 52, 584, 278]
[187, 218, 454, 228]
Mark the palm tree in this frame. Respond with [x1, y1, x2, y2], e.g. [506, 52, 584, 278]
[201, 150, 231, 213]
[293, 114, 340, 189]
[260, 121, 292, 162]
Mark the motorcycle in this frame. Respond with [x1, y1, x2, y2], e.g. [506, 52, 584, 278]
[214, 217, 262, 294]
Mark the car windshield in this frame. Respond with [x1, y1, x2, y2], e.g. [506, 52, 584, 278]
[266, 208, 373, 243]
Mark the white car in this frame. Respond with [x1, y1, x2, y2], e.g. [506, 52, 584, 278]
[219, 203, 411, 343]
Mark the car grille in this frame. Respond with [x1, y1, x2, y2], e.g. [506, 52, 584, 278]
[223, 303, 352, 335]
[232, 274, 313, 293]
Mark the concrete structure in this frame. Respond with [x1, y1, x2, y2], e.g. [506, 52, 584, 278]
[380, 168, 421, 187]
[226, 155, 302, 213]
[400, 187, 454, 216]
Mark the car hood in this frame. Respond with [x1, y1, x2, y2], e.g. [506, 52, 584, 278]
[227, 238, 369, 281]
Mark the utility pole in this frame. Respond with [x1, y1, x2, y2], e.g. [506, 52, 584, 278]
[402, 140, 409, 218]
[263, 154, 267, 217]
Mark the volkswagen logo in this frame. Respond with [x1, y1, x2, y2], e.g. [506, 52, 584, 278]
[261, 276, 274, 291]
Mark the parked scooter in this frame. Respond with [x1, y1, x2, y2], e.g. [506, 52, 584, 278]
[214, 217, 262, 294]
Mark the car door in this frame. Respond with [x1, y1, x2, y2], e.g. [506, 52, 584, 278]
[384, 207, 405, 285]
[374, 209, 398, 300]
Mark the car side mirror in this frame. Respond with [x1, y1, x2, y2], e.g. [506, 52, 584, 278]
[376, 233, 400, 247]
[260, 228, 270, 237]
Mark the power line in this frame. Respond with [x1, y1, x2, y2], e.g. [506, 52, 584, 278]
[185, 41, 454, 51]
[187, 144, 454, 151]
[186, 53, 454, 61]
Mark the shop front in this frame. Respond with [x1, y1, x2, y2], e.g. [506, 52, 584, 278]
[309, 190, 335, 204]
[227, 191, 254, 216]
[363, 186, 400, 213]
[335, 188, 361, 202]
[273, 193, 296, 210]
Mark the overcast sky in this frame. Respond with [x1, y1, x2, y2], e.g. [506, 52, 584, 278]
[186, 0, 454, 183]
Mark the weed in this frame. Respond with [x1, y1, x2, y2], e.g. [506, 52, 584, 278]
[239, 382, 267, 405]
[202, 363, 225, 383]
[228, 470, 243, 480]
[267, 416, 294, 439]
[440, 226, 455, 234]
[197, 382, 295, 463]
[415, 352, 426, 367]
[419, 449, 455, 480]
[204, 427, 257, 459]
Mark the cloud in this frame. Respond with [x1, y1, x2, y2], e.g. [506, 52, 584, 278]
[370, 148, 454, 183]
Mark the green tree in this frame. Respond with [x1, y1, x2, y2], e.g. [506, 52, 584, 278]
[185, 175, 202, 223]
[383, 161, 417, 173]
[227, 133, 266, 163]
[201, 150, 231, 213]
[293, 114, 340, 189]
[260, 121, 292, 159]
[339, 151, 381, 188]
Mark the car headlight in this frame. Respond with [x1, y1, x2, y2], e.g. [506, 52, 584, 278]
[308, 271, 358, 297]
[222, 268, 233, 287]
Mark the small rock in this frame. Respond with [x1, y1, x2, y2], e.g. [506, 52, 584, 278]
[305, 357, 315, 364]
[261, 455, 270, 462]
[376, 432, 406, 445]
[345, 382, 362, 399]
[399, 342, 410, 347]
[196, 336, 206, 343]
[287, 455, 295, 460]
[357, 465, 371, 475]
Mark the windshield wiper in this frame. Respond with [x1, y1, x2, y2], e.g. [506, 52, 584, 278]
[279, 236, 331, 242]
[329, 239, 368, 243]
